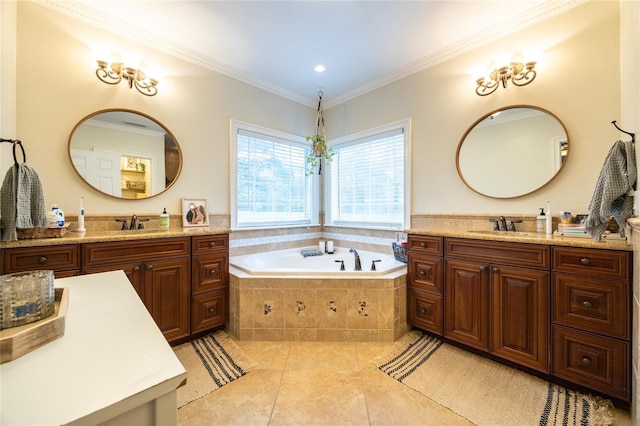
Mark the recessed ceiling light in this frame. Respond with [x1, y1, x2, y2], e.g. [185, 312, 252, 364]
[314, 64, 326, 73]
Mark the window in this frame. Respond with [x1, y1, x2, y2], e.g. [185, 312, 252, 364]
[326, 119, 411, 229]
[231, 120, 317, 229]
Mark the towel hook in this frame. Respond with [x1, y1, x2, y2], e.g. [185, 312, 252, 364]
[611, 120, 635, 144]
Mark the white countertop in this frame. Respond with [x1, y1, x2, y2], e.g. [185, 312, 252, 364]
[0, 270, 187, 425]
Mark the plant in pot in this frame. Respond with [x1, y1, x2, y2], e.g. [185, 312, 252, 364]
[305, 133, 333, 175]
[305, 91, 333, 175]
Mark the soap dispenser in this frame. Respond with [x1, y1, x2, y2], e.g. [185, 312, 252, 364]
[536, 208, 546, 233]
[160, 208, 170, 230]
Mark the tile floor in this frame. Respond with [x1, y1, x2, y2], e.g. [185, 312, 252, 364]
[177, 339, 632, 425]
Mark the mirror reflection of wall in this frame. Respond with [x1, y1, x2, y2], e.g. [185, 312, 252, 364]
[456, 106, 569, 199]
[68, 110, 182, 199]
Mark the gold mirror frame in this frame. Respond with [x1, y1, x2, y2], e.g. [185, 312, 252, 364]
[455, 105, 569, 199]
[68, 109, 182, 200]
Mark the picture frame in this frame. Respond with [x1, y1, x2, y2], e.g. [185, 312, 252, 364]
[181, 198, 209, 228]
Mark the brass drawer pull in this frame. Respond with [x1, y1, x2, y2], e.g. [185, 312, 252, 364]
[146, 264, 154, 270]
[492, 267, 500, 273]
[582, 301, 593, 308]
[209, 242, 216, 248]
[210, 269, 217, 275]
[580, 258, 590, 266]
[208, 307, 215, 313]
[420, 242, 426, 248]
[480, 265, 488, 272]
[37, 256, 47, 265]
[419, 270, 426, 277]
[582, 357, 592, 366]
[133, 266, 141, 272]
[420, 308, 427, 314]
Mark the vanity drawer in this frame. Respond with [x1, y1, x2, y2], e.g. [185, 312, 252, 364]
[408, 288, 443, 335]
[552, 247, 630, 280]
[191, 289, 228, 333]
[552, 325, 629, 401]
[445, 238, 549, 269]
[192, 253, 229, 293]
[82, 237, 190, 268]
[552, 273, 628, 339]
[192, 234, 229, 255]
[407, 235, 443, 256]
[2, 244, 79, 275]
[407, 252, 443, 295]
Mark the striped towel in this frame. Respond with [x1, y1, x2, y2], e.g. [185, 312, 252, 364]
[1, 163, 48, 241]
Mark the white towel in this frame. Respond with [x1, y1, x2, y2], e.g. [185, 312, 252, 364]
[1, 164, 48, 241]
[585, 140, 636, 242]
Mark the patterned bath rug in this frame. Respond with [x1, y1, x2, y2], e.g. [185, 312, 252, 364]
[373, 332, 615, 426]
[174, 330, 256, 408]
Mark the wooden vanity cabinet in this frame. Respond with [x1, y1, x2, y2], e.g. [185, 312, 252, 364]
[82, 237, 191, 343]
[406, 235, 444, 335]
[444, 238, 550, 373]
[551, 246, 631, 401]
[191, 234, 229, 334]
[2, 244, 79, 278]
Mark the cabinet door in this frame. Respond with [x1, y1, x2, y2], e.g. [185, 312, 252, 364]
[445, 258, 490, 351]
[83, 263, 145, 302]
[145, 258, 191, 343]
[491, 265, 549, 372]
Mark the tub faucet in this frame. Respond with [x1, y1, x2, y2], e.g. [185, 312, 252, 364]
[349, 248, 362, 271]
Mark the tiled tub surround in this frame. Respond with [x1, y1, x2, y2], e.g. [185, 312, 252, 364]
[228, 264, 408, 342]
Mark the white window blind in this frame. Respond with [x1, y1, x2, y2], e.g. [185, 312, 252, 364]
[235, 128, 312, 228]
[329, 128, 405, 228]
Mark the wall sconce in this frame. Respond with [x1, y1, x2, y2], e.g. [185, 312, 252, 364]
[475, 61, 537, 96]
[95, 60, 158, 96]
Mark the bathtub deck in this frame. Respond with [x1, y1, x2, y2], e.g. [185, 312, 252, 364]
[228, 268, 409, 342]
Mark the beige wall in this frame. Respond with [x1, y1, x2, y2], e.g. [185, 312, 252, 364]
[325, 1, 622, 218]
[1, 1, 628, 222]
[2, 1, 315, 218]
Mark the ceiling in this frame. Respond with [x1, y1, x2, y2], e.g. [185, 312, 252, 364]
[46, 0, 579, 107]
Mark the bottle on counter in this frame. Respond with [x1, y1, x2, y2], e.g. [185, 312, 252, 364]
[47, 204, 65, 228]
[546, 201, 552, 234]
[160, 208, 170, 230]
[536, 208, 546, 233]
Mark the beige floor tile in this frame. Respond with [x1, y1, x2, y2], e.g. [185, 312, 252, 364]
[235, 340, 291, 370]
[177, 369, 282, 426]
[286, 341, 359, 371]
[269, 370, 369, 425]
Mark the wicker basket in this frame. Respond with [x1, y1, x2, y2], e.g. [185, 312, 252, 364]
[16, 224, 69, 240]
[392, 242, 408, 263]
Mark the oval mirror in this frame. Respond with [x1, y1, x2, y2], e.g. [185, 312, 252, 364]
[68, 109, 182, 199]
[456, 105, 569, 199]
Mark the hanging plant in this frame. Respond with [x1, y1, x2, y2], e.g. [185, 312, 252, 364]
[305, 91, 333, 175]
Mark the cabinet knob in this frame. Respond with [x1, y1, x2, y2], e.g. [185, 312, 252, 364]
[580, 258, 590, 266]
[419, 270, 426, 277]
[208, 307, 215, 313]
[209, 269, 217, 275]
[492, 267, 499, 273]
[133, 266, 141, 272]
[209, 242, 216, 248]
[420, 242, 426, 248]
[420, 308, 427, 314]
[479, 265, 488, 272]
[582, 300, 593, 309]
[146, 264, 154, 270]
[582, 357, 592, 366]
[37, 256, 48, 265]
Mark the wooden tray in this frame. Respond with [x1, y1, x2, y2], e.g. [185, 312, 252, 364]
[0, 287, 69, 363]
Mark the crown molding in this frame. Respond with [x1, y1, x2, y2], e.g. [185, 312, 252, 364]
[41, 0, 583, 109]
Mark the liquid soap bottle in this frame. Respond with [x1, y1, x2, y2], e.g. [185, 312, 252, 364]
[160, 208, 170, 230]
[536, 208, 546, 233]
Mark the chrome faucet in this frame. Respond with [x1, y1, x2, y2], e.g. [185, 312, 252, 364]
[129, 215, 138, 230]
[498, 216, 508, 231]
[349, 248, 362, 271]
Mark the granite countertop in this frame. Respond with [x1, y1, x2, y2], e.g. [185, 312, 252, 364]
[0, 226, 230, 249]
[406, 228, 633, 251]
